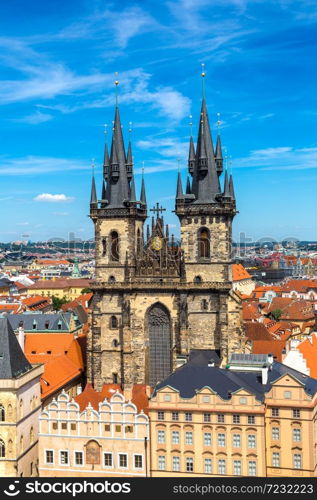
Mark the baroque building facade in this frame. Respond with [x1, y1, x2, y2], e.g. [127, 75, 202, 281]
[87, 87, 244, 390]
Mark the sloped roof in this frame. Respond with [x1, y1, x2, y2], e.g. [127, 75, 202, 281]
[8, 313, 72, 332]
[298, 334, 317, 379]
[0, 317, 32, 379]
[153, 352, 317, 401]
[232, 264, 252, 281]
[244, 322, 272, 341]
[251, 340, 287, 362]
[28, 279, 91, 290]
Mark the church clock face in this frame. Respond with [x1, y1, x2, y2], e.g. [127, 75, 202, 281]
[151, 236, 163, 251]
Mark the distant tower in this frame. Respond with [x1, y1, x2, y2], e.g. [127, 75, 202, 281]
[0, 318, 43, 477]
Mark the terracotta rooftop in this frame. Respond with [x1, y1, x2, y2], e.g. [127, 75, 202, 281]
[251, 339, 287, 362]
[282, 279, 317, 293]
[232, 264, 252, 281]
[242, 302, 261, 321]
[244, 322, 272, 341]
[298, 334, 317, 379]
[28, 278, 91, 290]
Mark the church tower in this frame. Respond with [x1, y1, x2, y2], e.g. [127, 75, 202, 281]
[175, 75, 241, 361]
[88, 76, 243, 391]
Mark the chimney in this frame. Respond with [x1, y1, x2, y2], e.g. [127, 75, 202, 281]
[18, 326, 25, 352]
[267, 353, 274, 365]
[261, 367, 268, 385]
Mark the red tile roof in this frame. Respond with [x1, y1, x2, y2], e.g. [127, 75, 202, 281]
[242, 302, 261, 321]
[251, 339, 287, 362]
[282, 279, 317, 293]
[28, 279, 91, 290]
[244, 322, 272, 341]
[232, 264, 252, 281]
[298, 334, 317, 378]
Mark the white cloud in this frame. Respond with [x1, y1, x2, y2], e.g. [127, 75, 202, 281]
[34, 193, 74, 203]
[236, 146, 317, 170]
[52, 212, 69, 216]
[15, 110, 53, 124]
[0, 156, 89, 175]
[16, 222, 29, 226]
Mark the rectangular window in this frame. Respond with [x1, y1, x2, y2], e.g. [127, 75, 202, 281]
[186, 457, 194, 472]
[104, 453, 112, 467]
[293, 409, 300, 418]
[158, 430, 165, 444]
[157, 411, 165, 421]
[248, 415, 255, 424]
[61, 422, 67, 430]
[60, 451, 69, 465]
[204, 432, 211, 446]
[217, 433, 226, 447]
[185, 431, 193, 445]
[204, 458, 212, 474]
[119, 454, 127, 468]
[185, 412, 192, 422]
[294, 454, 302, 469]
[233, 414, 240, 424]
[71, 423, 77, 431]
[115, 425, 121, 432]
[172, 456, 180, 472]
[233, 460, 241, 475]
[272, 452, 280, 467]
[218, 459, 226, 475]
[125, 425, 133, 433]
[172, 412, 179, 421]
[75, 452, 83, 465]
[104, 424, 110, 432]
[272, 407, 279, 417]
[203, 413, 211, 423]
[248, 461, 257, 476]
[158, 455, 166, 471]
[293, 428, 301, 442]
[233, 434, 241, 448]
[45, 450, 54, 464]
[52, 422, 58, 430]
[217, 414, 225, 423]
[272, 427, 280, 440]
[172, 431, 180, 444]
[134, 455, 143, 469]
[248, 434, 256, 448]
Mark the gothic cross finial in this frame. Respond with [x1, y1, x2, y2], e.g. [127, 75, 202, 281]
[150, 202, 166, 218]
[217, 112, 221, 135]
[201, 63, 206, 99]
[114, 72, 119, 107]
[189, 115, 193, 136]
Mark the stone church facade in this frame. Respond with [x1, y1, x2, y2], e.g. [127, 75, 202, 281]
[87, 91, 244, 390]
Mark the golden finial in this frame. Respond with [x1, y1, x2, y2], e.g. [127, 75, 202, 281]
[189, 115, 193, 136]
[201, 63, 206, 99]
[128, 121, 132, 139]
[114, 72, 119, 106]
[217, 112, 221, 134]
[177, 152, 181, 172]
[142, 161, 145, 176]
[91, 158, 95, 175]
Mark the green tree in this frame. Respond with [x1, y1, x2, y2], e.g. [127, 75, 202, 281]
[52, 295, 68, 311]
[81, 288, 92, 294]
[271, 308, 282, 321]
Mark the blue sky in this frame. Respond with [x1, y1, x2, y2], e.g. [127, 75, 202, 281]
[0, 0, 316, 244]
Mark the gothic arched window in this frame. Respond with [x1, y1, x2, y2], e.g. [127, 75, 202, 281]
[110, 316, 118, 329]
[0, 405, 5, 422]
[102, 238, 107, 257]
[137, 228, 141, 253]
[194, 276, 202, 284]
[198, 228, 210, 258]
[110, 231, 119, 262]
[108, 275, 116, 284]
[0, 439, 5, 458]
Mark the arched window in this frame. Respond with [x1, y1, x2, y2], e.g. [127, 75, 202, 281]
[8, 439, 12, 455]
[137, 228, 141, 253]
[198, 228, 210, 258]
[102, 238, 107, 257]
[19, 399, 23, 419]
[0, 439, 5, 458]
[0, 405, 5, 422]
[30, 427, 34, 443]
[110, 316, 118, 329]
[194, 276, 202, 284]
[85, 440, 101, 465]
[108, 275, 116, 284]
[113, 373, 118, 384]
[112, 339, 119, 347]
[110, 231, 119, 262]
[7, 404, 12, 420]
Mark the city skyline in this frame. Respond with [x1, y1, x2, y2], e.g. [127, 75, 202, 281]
[0, 0, 316, 242]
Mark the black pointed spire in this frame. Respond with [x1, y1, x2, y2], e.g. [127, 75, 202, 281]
[190, 96, 221, 203]
[103, 143, 110, 180]
[215, 135, 223, 176]
[104, 103, 130, 207]
[0, 318, 32, 379]
[129, 175, 137, 202]
[146, 224, 150, 242]
[186, 176, 191, 194]
[176, 171, 184, 199]
[126, 140, 133, 182]
[90, 171, 97, 205]
[188, 136, 195, 175]
[223, 170, 231, 199]
[140, 171, 147, 205]
[229, 174, 236, 202]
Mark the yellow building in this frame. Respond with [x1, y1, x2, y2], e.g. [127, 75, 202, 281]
[0, 318, 44, 477]
[149, 351, 317, 477]
[27, 279, 91, 301]
[39, 385, 150, 477]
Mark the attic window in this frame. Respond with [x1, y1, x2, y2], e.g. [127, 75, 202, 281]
[47, 350, 52, 355]
[32, 322, 37, 330]
[45, 322, 49, 330]
[31, 351, 36, 354]
[0, 354, 3, 360]
[19, 321, 23, 328]
[64, 351, 68, 355]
